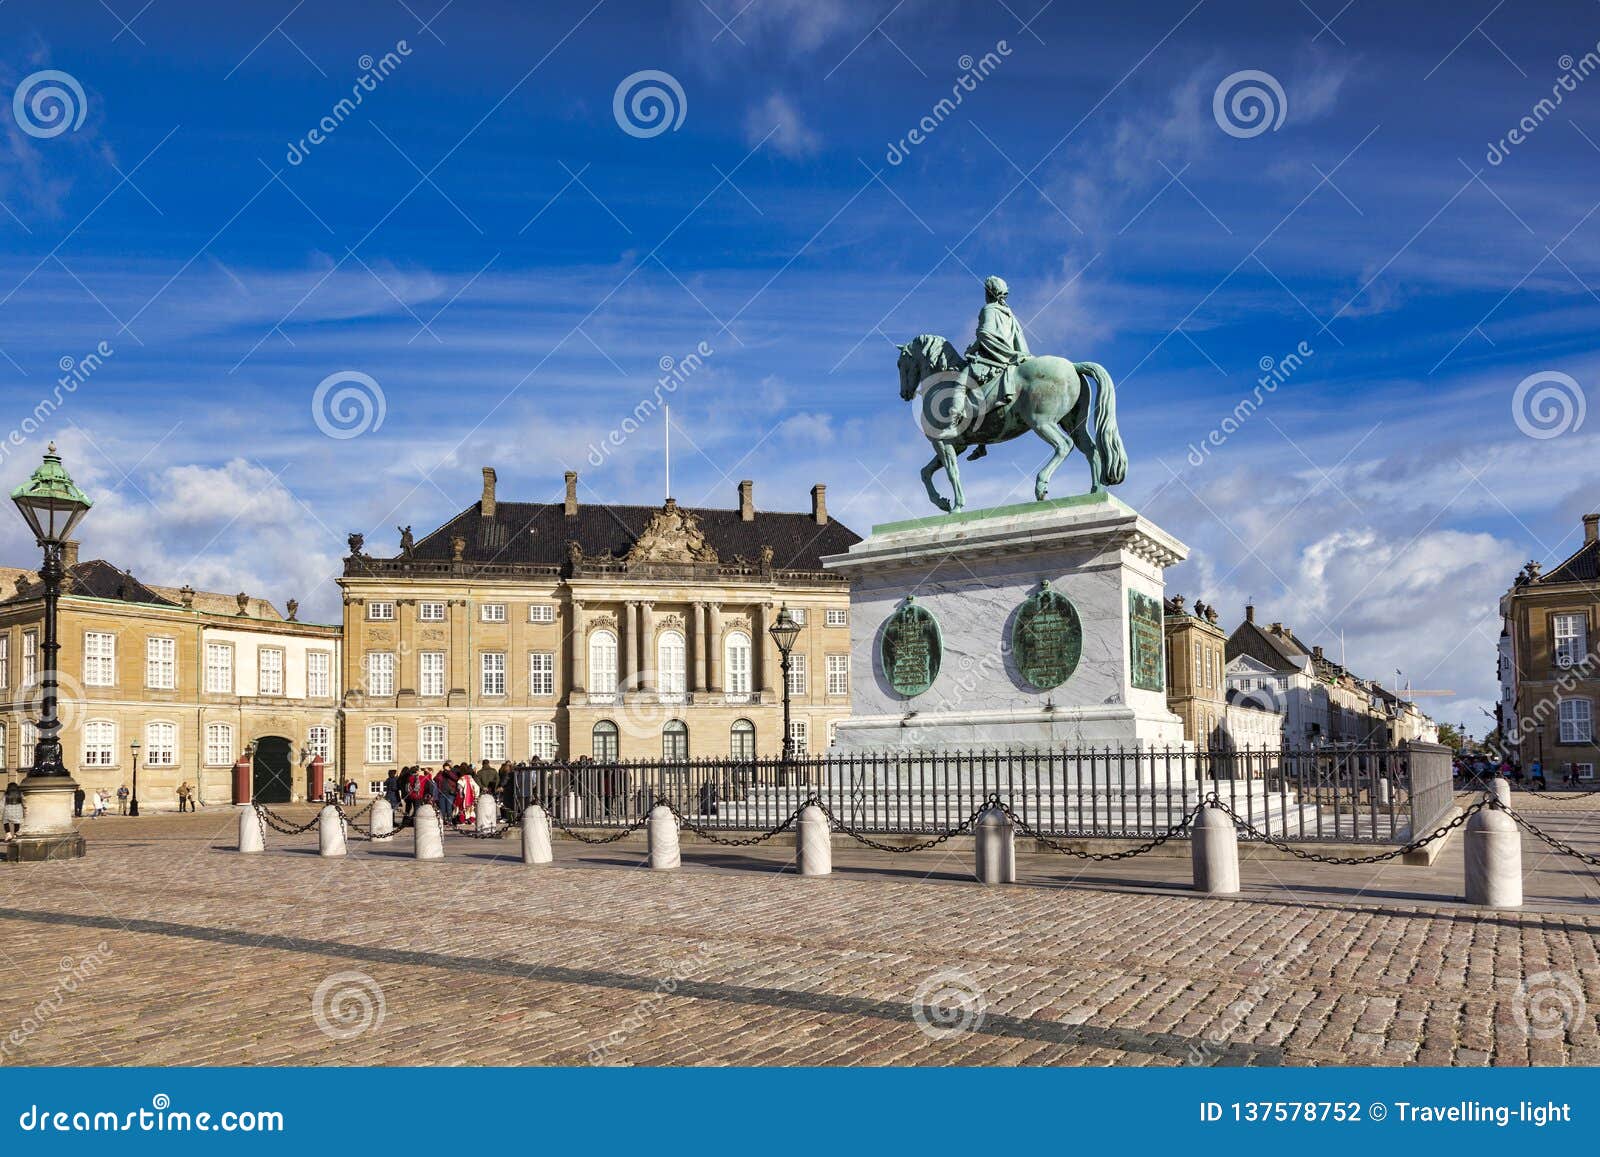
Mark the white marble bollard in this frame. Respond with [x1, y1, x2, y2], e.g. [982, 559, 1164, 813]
[318, 805, 346, 857]
[564, 792, 583, 821]
[648, 804, 680, 870]
[238, 806, 264, 854]
[1464, 802, 1522, 908]
[974, 806, 1016, 884]
[1191, 803, 1240, 894]
[477, 793, 499, 832]
[796, 804, 831, 877]
[370, 797, 394, 842]
[1490, 777, 1512, 807]
[522, 805, 553, 865]
[413, 803, 445, 861]
[1376, 777, 1392, 807]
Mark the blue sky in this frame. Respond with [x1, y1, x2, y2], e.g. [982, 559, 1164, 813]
[3, 0, 1599, 732]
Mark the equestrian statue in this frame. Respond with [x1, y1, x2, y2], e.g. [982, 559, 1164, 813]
[897, 275, 1127, 513]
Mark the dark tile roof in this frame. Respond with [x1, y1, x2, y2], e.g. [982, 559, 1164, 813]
[392, 500, 861, 571]
[1536, 540, 1599, 585]
[1, 559, 180, 608]
[1225, 618, 1311, 671]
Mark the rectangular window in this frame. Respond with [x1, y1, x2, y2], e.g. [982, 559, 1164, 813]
[825, 608, 848, 628]
[306, 726, 331, 761]
[307, 651, 331, 698]
[366, 652, 395, 697]
[788, 607, 806, 625]
[367, 725, 394, 764]
[368, 602, 395, 621]
[529, 723, 556, 761]
[787, 719, 808, 756]
[259, 648, 284, 696]
[418, 602, 446, 622]
[146, 636, 176, 690]
[419, 651, 446, 697]
[145, 721, 177, 767]
[1578, 763, 1596, 782]
[1559, 698, 1593, 744]
[1554, 613, 1588, 668]
[205, 723, 234, 767]
[1193, 647, 1201, 687]
[21, 722, 37, 767]
[481, 603, 507, 623]
[528, 604, 556, 623]
[529, 651, 554, 696]
[481, 652, 506, 696]
[826, 653, 850, 696]
[419, 723, 447, 764]
[205, 642, 234, 693]
[0, 632, 10, 688]
[83, 632, 116, 687]
[22, 630, 37, 686]
[787, 651, 808, 698]
[83, 720, 116, 766]
[481, 723, 507, 762]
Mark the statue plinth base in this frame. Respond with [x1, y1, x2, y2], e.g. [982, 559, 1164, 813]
[8, 773, 86, 861]
[822, 492, 1188, 751]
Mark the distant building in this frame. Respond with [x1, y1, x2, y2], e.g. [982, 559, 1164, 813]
[1497, 512, 1599, 781]
[1163, 594, 1227, 747]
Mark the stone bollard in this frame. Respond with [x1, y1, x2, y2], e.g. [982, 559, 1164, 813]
[1490, 777, 1512, 807]
[1191, 802, 1240, 894]
[796, 804, 832, 877]
[522, 805, 553, 865]
[413, 803, 445, 861]
[238, 806, 264, 854]
[318, 805, 347, 857]
[974, 805, 1016, 884]
[477, 793, 499, 833]
[1464, 801, 1522, 908]
[1376, 777, 1392, 807]
[564, 792, 583, 821]
[370, 797, 394, 842]
[648, 804, 680, 870]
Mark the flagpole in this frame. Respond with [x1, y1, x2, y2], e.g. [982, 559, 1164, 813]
[665, 403, 671, 499]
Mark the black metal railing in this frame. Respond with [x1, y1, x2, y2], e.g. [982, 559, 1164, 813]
[507, 741, 1453, 845]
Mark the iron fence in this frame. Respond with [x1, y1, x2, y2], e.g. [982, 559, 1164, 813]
[510, 741, 1454, 845]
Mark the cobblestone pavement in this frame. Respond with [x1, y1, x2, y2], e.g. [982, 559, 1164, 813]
[0, 794, 1595, 1067]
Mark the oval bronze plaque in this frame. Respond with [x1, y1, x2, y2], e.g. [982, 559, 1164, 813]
[880, 597, 941, 698]
[1012, 580, 1082, 691]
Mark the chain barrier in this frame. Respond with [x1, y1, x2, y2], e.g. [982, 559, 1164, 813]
[810, 797, 989, 853]
[1499, 803, 1600, 867]
[996, 797, 1201, 860]
[252, 802, 319, 836]
[1208, 794, 1487, 865]
[1516, 789, 1599, 803]
[663, 798, 807, 846]
[544, 806, 653, 845]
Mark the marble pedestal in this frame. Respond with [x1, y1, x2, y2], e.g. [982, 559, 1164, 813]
[822, 492, 1187, 752]
[6, 774, 86, 862]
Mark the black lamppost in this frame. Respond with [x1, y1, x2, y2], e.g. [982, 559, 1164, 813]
[768, 604, 802, 766]
[128, 738, 141, 817]
[9, 443, 92, 861]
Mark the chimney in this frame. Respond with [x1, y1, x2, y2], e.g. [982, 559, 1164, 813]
[810, 484, 828, 526]
[738, 479, 754, 522]
[1270, 622, 1283, 635]
[1312, 645, 1323, 661]
[480, 467, 497, 520]
[564, 471, 578, 517]
[61, 540, 79, 569]
[1244, 604, 1254, 624]
[1585, 513, 1599, 544]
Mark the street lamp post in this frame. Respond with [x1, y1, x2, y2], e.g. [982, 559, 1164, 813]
[9, 443, 92, 862]
[768, 604, 802, 772]
[128, 738, 141, 818]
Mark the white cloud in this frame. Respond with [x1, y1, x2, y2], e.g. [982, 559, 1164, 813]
[746, 93, 821, 158]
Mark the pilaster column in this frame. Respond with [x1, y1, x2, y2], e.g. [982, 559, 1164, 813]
[618, 600, 634, 688]
[569, 599, 586, 694]
[639, 602, 655, 693]
[691, 601, 708, 692]
[707, 603, 722, 693]
[757, 601, 776, 695]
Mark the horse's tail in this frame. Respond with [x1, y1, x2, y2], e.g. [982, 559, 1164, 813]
[1076, 361, 1128, 486]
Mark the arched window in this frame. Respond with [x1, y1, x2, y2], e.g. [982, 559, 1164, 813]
[663, 719, 688, 761]
[589, 629, 618, 702]
[725, 631, 751, 701]
[658, 630, 686, 702]
[205, 722, 234, 767]
[730, 718, 755, 761]
[145, 721, 177, 767]
[592, 720, 619, 762]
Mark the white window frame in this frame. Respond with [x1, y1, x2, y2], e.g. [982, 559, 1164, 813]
[480, 652, 506, 697]
[205, 642, 234, 694]
[419, 723, 447, 764]
[787, 651, 808, 698]
[205, 722, 234, 767]
[365, 652, 395, 697]
[1559, 698, 1593, 744]
[306, 726, 331, 762]
[725, 631, 751, 700]
[588, 629, 618, 701]
[730, 718, 755, 761]
[788, 607, 807, 625]
[83, 719, 116, 767]
[367, 724, 395, 764]
[258, 647, 284, 696]
[22, 630, 37, 687]
[529, 722, 557, 761]
[0, 632, 8, 689]
[662, 719, 689, 761]
[418, 601, 446, 622]
[592, 720, 619, 762]
[528, 604, 556, 623]
[529, 651, 554, 696]
[1554, 613, 1588, 669]
[657, 630, 686, 702]
[367, 601, 395, 621]
[83, 631, 116, 687]
[306, 650, 331, 699]
[144, 721, 177, 767]
[21, 721, 37, 768]
[787, 718, 808, 756]
[826, 653, 850, 696]
[825, 608, 848, 628]
[419, 651, 446, 697]
[481, 603, 507, 623]
[480, 723, 507, 762]
[145, 636, 176, 690]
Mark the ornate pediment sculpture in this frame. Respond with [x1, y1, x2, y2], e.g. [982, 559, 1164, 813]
[625, 499, 719, 565]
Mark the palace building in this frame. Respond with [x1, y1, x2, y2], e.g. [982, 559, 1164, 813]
[337, 468, 861, 771]
[1162, 594, 1228, 747]
[0, 544, 341, 806]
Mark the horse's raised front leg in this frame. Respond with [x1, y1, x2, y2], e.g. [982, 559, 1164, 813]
[920, 450, 951, 513]
[935, 441, 964, 512]
[1031, 420, 1072, 502]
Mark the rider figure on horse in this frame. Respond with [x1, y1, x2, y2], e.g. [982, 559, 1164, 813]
[962, 275, 1030, 460]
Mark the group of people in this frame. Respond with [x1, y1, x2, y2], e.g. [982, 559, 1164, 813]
[380, 762, 504, 828]
[1452, 753, 1593, 790]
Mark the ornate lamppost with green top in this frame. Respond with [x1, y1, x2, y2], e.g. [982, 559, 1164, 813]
[768, 603, 802, 769]
[9, 444, 92, 861]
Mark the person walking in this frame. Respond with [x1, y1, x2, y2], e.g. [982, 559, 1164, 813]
[383, 769, 402, 814]
[176, 781, 193, 813]
[89, 790, 107, 818]
[116, 784, 129, 815]
[2, 781, 23, 840]
[73, 786, 85, 818]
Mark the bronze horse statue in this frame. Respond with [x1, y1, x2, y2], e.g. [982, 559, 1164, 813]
[897, 334, 1128, 513]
